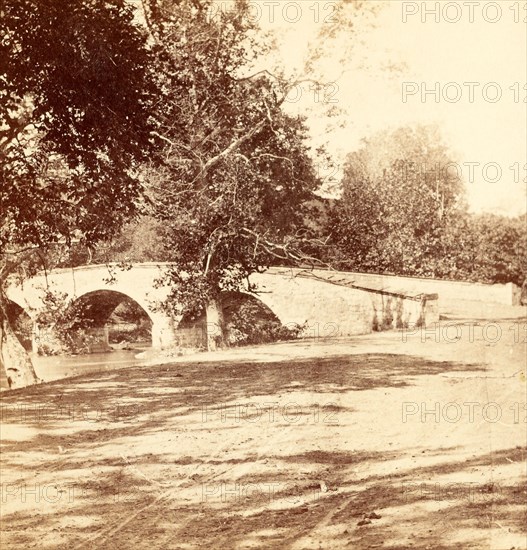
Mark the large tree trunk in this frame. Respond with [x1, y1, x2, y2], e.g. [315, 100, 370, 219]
[0, 290, 38, 389]
[205, 298, 225, 351]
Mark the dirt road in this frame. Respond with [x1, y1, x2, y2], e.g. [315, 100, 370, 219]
[1, 318, 526, 549]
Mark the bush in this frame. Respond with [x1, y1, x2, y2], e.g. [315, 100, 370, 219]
[224, 296, 303, 346]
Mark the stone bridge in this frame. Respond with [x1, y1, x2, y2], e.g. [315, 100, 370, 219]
[5, 263, 438, 349]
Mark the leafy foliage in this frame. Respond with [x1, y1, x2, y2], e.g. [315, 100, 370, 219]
[452, 213, 527, 286]
[223, 293, 303, 346]
[0, 0, 155, 253]
[326, 125, 526, 286]
[142, 0, 323, 318]
[0, 0, 156, 384]
[32, 288, 87, 355]
[327, 126, 466, 276]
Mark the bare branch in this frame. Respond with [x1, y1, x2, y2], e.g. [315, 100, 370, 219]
[236, 70, 285, 83]
[240, 227, 331, 268]
[196, 119, 267, 180]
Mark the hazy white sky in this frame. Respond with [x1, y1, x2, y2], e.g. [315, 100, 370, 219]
[240, 0, 527, 216]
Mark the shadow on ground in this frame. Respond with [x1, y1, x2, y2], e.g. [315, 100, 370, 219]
[2, 353, 524, 550]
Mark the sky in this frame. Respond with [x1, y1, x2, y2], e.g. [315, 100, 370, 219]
[239, 0, 527, 216]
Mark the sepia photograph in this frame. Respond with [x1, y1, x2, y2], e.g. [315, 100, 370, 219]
[1, 0, 526, 548]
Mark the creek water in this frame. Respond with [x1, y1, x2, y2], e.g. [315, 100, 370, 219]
[30, 348, 149, 383]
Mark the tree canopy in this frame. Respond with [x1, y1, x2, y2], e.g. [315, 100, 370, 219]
[326, 125, 467, 276]
[140, 0, 323, 322]
[0, 0, 155, 255]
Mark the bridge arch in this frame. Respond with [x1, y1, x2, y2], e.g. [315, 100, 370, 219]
[3, 294, 35, 321]
[220, 290, 287, 345]
[55, 289, 153, 347]
[66, 289, 154, 324]
[172, 290, 291, 348]
[5, 265, 178, 349]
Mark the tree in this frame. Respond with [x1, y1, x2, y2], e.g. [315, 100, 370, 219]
[0, 0, 155, 387]
[327, 125, 467, 277]
[140, 0, 325, 347]
[326, 125, 527, 286]
[461, 214, 527, 287]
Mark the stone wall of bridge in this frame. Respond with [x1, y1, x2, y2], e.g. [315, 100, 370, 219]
[303, 269, 521, 307]
[248, 270, 437, 337]
[6, 263, 440, 350]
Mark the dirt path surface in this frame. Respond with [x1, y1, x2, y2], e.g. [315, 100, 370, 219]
[1, 317, 526, 549]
